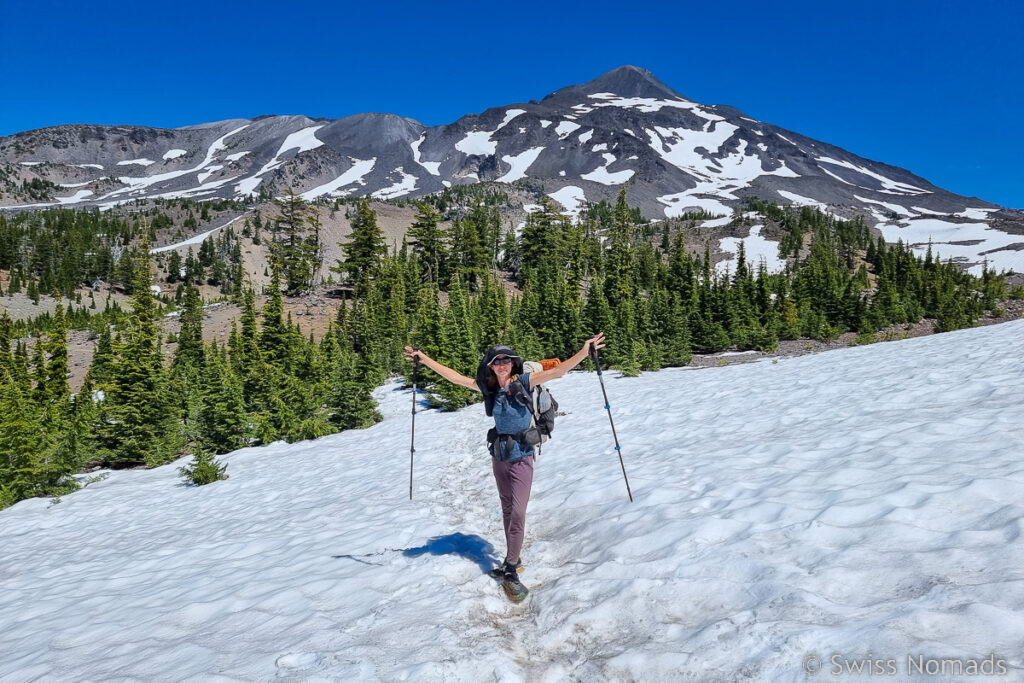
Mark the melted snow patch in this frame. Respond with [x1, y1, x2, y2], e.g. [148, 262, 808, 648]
[555, 121, 580, 138]
[956, 208, 998, 220]
[163, 149, 187, 160]
[455, 131, 497, 156]
[854, 195, 915, 218]
[372, 168, 418, 199]
[238, 125, 324, 195]
[581, 153, 634, 185]
[197, 165, 223, 184]
[301, 158, 377, 200]
[876, 217, 1023, 275]
[716, 225, 787, 274]
[410, 135, 441, 176]
[496, 147, 544, 183]
[777, 191, 828, 209]
[548, 185, 587, 219]
[816, 156, 930, 195]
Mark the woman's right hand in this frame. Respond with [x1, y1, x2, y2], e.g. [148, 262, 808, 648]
[404, 346, 428, 364]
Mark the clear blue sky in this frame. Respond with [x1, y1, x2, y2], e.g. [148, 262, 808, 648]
[2, 0, 1021, 207]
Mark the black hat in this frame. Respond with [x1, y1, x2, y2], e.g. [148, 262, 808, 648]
[476, 345, 525, 416]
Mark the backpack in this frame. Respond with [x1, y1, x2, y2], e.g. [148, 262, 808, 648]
[522, 360, 559, 449]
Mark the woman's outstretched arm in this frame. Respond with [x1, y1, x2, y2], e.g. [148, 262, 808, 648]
[527, 332, 606, 385]
[404, 346, 481, 392]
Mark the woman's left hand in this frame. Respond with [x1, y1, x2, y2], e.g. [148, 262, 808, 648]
[582, 332, 606, 356]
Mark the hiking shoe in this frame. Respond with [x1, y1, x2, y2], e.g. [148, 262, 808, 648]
[489, 559, 523, 578]
[502, 572, 529, 602]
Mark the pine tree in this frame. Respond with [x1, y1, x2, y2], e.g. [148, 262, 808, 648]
[98, 232, 183, 467]
[43, 303, 70, 402]
[408, 202, 447, 285]
[334, 199, 386, 295]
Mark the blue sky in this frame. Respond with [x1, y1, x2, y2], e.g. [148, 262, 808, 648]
[2, 0, 1021, 207]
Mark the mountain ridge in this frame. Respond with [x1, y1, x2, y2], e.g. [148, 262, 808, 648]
[2, 65, 1021, 274]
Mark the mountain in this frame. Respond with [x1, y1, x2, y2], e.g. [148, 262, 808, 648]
[3, 65, 1022, 274]
[2, 319, 1022, 679]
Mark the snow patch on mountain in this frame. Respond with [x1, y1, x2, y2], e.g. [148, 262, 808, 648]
[372, 168, 418, 199]
[716, 226, 787, 274]
[548, 185, 587, 219]
[777, 191, 828, 209]
[301, 158, 377, 200]
[163, 149, 188, 160]
[410, 136, 441, 176]
[225, 151, 250, 162]
[455, 131, 497, 156]
[117, 158, 156, 166]
[581, 153, 634, 185]
[816, 157, 929, 196]
[555, 121, 580, 138]
[238, 125, 324, 196]
[496, 147, 544, 183]
[876, 217, 1022, 275]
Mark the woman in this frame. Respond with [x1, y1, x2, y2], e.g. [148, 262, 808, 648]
[404, 332, 605, 601]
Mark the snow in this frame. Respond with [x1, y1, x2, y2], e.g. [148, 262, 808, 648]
[19, 161, 43, 166]
[701, 216, 734, 228]
[98, 125, 249, 203]
[56, 190, 94, 203]
[498, 109, 526, 129]
[911, 206, 948, 216]
[300, 158, 376, 200]
[76, 163, 104, 169]
[150, 215, 244, 254]
[875, 217, 1024, 275]
[2, 321, 1023, 680]
[57, 181, 93, 188]
[455, 130, 497, 156]
[957, 207, 998, 220]
[816, 156, 930, 195]
[540, 120, 552, 128]
[162, 149, 187, 160]
[649, 127, 798, 218]
[197, 165, 223, 183]
[238, 125, 324, 196]
[581, 153, 634, 185]
[555, 121, 580, 138]
[225, 151, 250, 162]
[592, 143, 607, 152]
[116, 158, 156, 166]
[410, 135, 441, 176]
[575, 93, 721, 123]
[371, 167, 418, 199]
[716, 225, 788, 274]
[777, 190, 828, 210]
[548, 185, 586, 219]
[578, 129, 593, 144]
[495, 147, 544, 183]
[853, 194, 915, 217]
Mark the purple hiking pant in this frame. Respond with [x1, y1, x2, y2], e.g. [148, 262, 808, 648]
[491, 454, 535, 564]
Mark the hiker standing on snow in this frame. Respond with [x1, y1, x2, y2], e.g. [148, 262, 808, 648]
[403, 332, 605, 600]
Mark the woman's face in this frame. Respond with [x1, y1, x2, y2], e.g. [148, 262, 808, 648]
[490, 355, 514, 383]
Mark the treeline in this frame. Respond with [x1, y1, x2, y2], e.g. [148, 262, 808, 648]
[1, 189, 1015, 509]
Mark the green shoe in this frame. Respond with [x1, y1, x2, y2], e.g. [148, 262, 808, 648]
[502, 572, 529, 603]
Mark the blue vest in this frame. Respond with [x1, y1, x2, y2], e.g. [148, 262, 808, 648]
[491, 373, 534, 462]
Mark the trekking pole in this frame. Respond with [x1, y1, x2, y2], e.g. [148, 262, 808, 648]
[410, 350, 419, 500]
[591, 343, 633, 502]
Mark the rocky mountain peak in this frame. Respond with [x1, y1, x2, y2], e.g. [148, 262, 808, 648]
[542, 65, 688, 103]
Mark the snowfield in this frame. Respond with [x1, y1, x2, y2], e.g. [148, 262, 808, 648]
[1, 321, 1023, 681]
